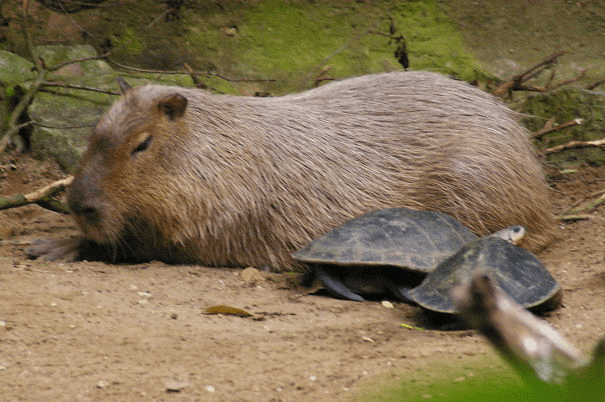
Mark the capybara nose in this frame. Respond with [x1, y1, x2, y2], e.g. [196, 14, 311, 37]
[80, 206, 100, 222]
[72, 203, 99, 221]
[69, 198, 101, 223]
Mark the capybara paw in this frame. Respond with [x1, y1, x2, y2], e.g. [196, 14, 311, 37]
[25, 237, 81, 262]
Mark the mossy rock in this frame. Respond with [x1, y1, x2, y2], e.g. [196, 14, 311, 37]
[0, 51, 36, 130]
[0, 51, 35, 86]
[520, 89, 605, 167]
[27, 45, 202, 172]
[35, 45, 114, 78]
[27, 45, 118, 172]
[28, 89, 116, 173]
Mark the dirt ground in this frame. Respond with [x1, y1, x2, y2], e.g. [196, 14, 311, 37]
[0, 155, 604, 401]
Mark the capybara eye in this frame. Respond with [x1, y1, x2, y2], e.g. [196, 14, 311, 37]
[132, 135, 153, 156]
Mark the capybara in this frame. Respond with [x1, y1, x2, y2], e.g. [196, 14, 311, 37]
[28, 71, 556, 270]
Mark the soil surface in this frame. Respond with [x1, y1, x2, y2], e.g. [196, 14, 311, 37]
[0, 155, 604, 401]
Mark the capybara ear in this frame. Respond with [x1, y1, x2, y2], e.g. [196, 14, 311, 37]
[116, 77, 131, 94]
[158, 94, 188, 120]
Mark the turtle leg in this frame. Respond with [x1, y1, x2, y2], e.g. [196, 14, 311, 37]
[315, 267, 365, 302]
[388, 284, 417, 305]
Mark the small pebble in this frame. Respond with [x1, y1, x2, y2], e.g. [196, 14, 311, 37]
[381, 300, 394, 309]
[165, 380, 189, 393]
[96, 380, 109, 389]
[240, 267, 265, 285]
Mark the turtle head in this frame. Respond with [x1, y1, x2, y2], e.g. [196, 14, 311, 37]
[490, 225, 526, 245]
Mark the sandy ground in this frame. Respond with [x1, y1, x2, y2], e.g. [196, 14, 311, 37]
[0, 155, 604, 401]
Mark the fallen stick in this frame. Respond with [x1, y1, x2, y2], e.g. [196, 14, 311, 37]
[492, 51, 565, 97]
[586, 75, 605, 90]
[558, 190, 605, 220]
[556, 214, 592, 222]
[533, 118, 583, 139]
[0, 176, 73, 213]
[453, 271, 604, 394]
[542, 138, 605, 155]
[548, 69, 588, 90]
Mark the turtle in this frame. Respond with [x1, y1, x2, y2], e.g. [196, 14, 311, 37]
[292, 208, 527, 303]
[407, 236, 561, 314]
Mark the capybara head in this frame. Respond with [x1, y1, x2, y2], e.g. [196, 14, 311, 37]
[68, 80, 196, 262]
[67, 72, 557, 270]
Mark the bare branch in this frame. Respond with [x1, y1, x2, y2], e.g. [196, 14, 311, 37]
[556, 214, 592, 222]
[47, 51, 111, 72]
[0, 0, 50, 154]
[558, 190, 605, 219]
[106, 58, 275, 83]
[453, 271, 605, 389]
[41, 81, 119, 95]
[532, 118, 584, 139]
[0, 72, 47, 154]
[493, 51, 565, 97]
[542, 138, 605, 155]
[31, 121, 97, 130]
[549, 69, 588, 90]
[0, 176, 73, 213]
[516, 51, 566, 83]
[586, 75, 605, 90]
[22, 0, 42, 72]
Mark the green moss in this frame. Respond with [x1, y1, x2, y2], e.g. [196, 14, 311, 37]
[356, 353, 524, 401]
[181, 0, 488, 95]
[114, 26, 145, 55]
[0, 50, 35, 86]
[356, 351, 602, 401]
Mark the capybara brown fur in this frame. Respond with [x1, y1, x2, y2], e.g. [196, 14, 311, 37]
[29, 71, 556, 270]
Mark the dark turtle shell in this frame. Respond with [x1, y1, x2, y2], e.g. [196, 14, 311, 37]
[293, 208, 477, 274]
[407, 236, 561, 314]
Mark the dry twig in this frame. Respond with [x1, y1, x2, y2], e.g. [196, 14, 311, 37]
[532, 118, 584, 139]
[492, 51, 565, 97]
[0, 0, 47, 154]
[586, 75, 605, 90]
[106, 58, 275, 83]
[0, 176, 73, 214]
[453, 271, 604, 393]
[557, 190, 605, 221]
[41, 81, 119, 95]
[48, 51, 111, 72]
[548, 69, 588, 90]
[542, 138, 605, 155]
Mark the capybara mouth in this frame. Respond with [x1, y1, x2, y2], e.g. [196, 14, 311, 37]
[72, 214, 117, 246]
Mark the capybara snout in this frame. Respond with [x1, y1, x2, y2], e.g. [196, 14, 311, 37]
[59, 71, 556, 269]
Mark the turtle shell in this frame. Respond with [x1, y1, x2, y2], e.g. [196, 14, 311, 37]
[407, 236, 561, 314]
[293, 208, 478, 274]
